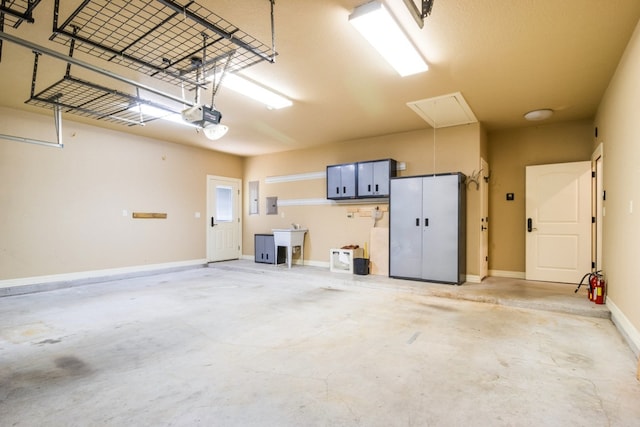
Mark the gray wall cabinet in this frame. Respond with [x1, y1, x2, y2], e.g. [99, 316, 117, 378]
[389, 173, 466, 284]
[357, 159, 397, 197]
[326, 163, 357, 199]
[327, 159, 396, 200]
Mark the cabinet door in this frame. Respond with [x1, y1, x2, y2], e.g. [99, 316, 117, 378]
[389, 177, 423, 279]
[263, 235, 275, 264]
[372, 161, 391, 196]
[422, 175, 460, 282]
[341, 163, 356, 198]
[357, 162, 374, 196]
[255, 235, 265, 263]
[327, 165, 343, 199]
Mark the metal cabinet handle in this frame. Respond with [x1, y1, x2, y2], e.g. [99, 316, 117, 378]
[527, 218, 532, 232]
[425, 218, 429, 227]
[415, 218, 420, 226]
[211, 217, 216, 227]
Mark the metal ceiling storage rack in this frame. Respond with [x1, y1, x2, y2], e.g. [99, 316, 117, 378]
[0, 0, 42, 61]
[49, 0, 276, 89]
[25, 51, 180, 126]
[21, 0, 277, 128]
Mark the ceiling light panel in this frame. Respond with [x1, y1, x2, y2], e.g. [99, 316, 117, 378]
[220, 74, 293, 109]
[349, 1, 428, 77]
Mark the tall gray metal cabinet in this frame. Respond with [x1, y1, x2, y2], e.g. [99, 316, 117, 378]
[389, 173, 466, 284]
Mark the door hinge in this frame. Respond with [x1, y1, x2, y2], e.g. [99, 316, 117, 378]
[603, 190, 606, 201]
[592, 216, 596, 224]
[592, 261, 596, 269]
[592, 171, 596, 178]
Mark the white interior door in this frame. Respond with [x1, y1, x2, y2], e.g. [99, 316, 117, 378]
[480, 158, 489, 280]
[525, 161, 591, 283]
[207, 175, 241, 262]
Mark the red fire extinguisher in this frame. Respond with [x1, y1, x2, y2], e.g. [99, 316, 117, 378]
[589, 271, 605, 304]
[575, 270, 605, 304]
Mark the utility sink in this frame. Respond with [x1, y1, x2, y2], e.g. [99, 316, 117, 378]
[272, 229, 308, 268]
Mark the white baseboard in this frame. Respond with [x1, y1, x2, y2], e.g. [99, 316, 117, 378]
[303, 259, 330, 268]
[607, 297, 640, 358]
[489, 270, 526, 279]
[0, 259, 207, 295]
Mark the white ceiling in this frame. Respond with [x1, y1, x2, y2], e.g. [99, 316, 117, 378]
[1, 0, 640, 156]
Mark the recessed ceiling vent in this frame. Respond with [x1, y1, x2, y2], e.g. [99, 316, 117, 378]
[407, 92, 477, 128]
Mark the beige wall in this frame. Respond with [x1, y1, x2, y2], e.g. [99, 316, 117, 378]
[594, 19, 640, 351]
[243, 124, 483, 276]
[487, 120, 594, 273]
[0, 107, 243, 280]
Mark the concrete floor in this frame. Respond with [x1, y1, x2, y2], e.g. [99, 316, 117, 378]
[1, 260, 639, 426]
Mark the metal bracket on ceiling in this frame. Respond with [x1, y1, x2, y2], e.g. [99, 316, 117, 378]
[402, 0, 435, 29]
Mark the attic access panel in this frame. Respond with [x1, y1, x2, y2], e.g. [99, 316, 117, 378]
[50, 0, 276, 88]
[407, 92, 477, 128]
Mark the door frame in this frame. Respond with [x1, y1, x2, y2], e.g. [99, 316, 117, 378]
[479, 158, 489, 280]
[206, 175, 242, 262]
[592, 143, 604, 272]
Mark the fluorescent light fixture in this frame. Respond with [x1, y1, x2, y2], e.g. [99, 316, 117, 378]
[218, 74, 293, 109]
[129, 104, 197, 127]
[349, 1, 428, 77]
